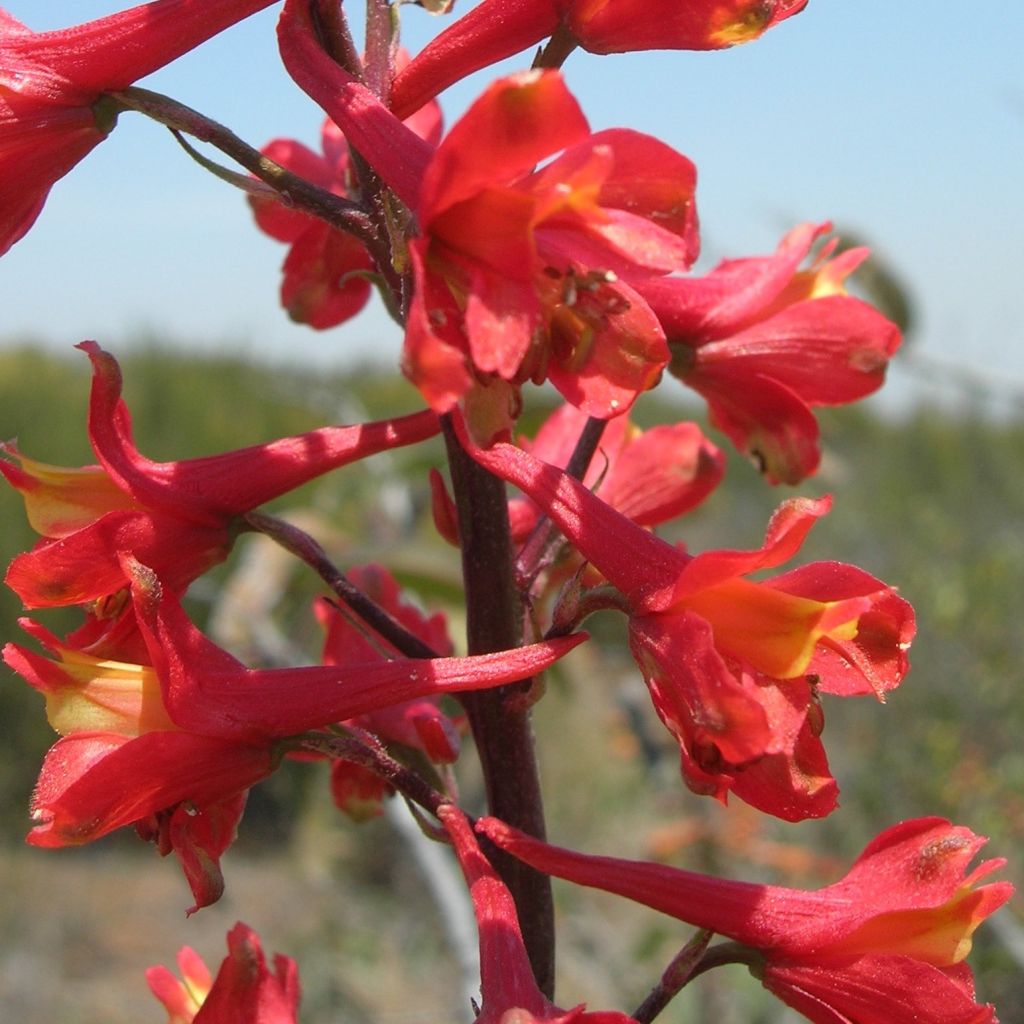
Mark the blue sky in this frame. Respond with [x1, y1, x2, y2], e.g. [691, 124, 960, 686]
[3, 1, 1023, 409]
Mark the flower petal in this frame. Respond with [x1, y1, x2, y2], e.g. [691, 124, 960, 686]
[420, 70, 590, 221]
[27, 731, 271, 847]
[390, 0, 560, 120]
[192, 923, 300, 1023]
[763, 957, 998, 1024]
[631, 609, 771, 769]
[128, 557, 586, 741]
[79, 341, 440, 520]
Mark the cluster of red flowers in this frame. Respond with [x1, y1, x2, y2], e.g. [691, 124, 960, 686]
[0, 1, 1011, 1022]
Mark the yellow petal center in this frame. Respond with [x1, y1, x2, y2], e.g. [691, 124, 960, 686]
[42, 648, 176, 737]
[679, 577, 861, 678]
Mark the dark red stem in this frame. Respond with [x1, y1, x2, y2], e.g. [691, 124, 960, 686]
[441, 414, 556, 999]
[114, 86, 377, 246]
[298, 730, 447, 815]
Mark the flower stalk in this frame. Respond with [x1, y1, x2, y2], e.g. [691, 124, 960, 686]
[298, 730, 449, 816]
[442, 414, 557, 998]
[631, 929, 714, 1024]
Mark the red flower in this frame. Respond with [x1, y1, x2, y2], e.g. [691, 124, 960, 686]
[250, 121, 376, 330]
[2, 615, 273, 911]
[637, 222, 903, 483]
[457, 421, 915, 820]
[2, 561, 582, 907]
[480, 815, 1012, 1024]
[403, 70, 697, 420]
[250, 71, 443, 329]
[147, 922, 300, 1023]
[127, 556, 583, 743]
[279, 11, 697, 423]
[0, 0, 278, 256]
[390, 0, 808, 120]
[2, 342, 439, 609]
[277, 10, 697, 421]
[440, 805, 639, 1024]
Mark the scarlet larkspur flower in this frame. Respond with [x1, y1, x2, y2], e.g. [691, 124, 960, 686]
[440, 805, 639, 1024]
[636, 222, 902, 483]
[250, 121, 376, 330]
[390, 0, 808, 120]
[2, 560, 582, 907]
[1, 342, 439, 610]
[0, 0, 279, 256]
[314, 565, 464, 819]
[250, 67, 443, 329]
[2, 615, 273, 911]
[480, 815, 1012, 1024]
[127, 556, 583, 742]
[147, 922, 300, 1024]
[276, 11, 697, 422]
[456, 419, 914, 819]
[403, 70, 698, 421]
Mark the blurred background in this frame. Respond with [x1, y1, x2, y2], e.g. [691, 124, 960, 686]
[1, 1, 1023, 1021]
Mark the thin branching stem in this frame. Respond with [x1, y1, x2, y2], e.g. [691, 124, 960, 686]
[632, 930, 714, 1024]
[532, 24, 579, 70]
[364, 0, 399, 100]
[245, 510, 440, 660]
[113, 86, 378, 247]
[298, 730, 447, 816]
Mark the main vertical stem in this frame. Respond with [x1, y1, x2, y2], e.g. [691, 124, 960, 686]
[442, 417, 556, 999]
